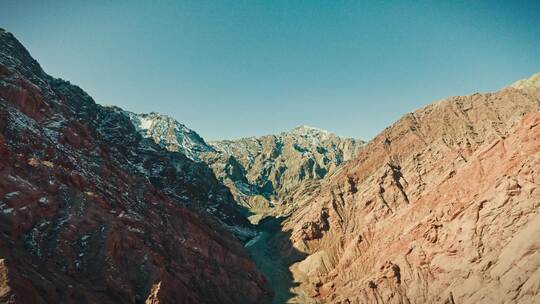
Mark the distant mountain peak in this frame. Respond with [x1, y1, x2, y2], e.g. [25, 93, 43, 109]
[509, 72, 540, 90]
[290, 124, 330, 136]
[118, 110, 215, 161]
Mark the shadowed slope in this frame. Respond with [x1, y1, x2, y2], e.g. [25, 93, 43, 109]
[0, 28, 271, 304]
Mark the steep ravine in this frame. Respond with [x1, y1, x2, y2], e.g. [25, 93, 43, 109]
[1, 26, 539, 304]
[246, 74, 540, 303]
[122, 112, 365, 302]
[245, 218, 298, 304]
[121, 70, 540, 303]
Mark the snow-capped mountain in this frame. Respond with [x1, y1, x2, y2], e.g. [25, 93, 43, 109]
[121, 111, 215, 161]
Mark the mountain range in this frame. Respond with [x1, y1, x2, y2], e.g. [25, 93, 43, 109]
[0, 28, 539, 304]
[123, 110, 364, 223]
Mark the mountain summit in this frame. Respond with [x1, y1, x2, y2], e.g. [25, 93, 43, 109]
[120, 110, 215, 161]
[509, 72, 540, 90]
[289, 125, 330, 137]
[206, 126, 364, 222]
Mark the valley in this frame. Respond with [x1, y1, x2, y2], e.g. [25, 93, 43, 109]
[126, 70, 540, 303]
[0, 27, 539, 304]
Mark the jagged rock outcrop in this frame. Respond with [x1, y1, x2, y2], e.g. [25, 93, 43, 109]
[275, 75, 540, 303]
[122, 110, 216, 162]
[206, 126, 363, 220]
[127, 114, 364, 222]
[0, 29, 271, 303]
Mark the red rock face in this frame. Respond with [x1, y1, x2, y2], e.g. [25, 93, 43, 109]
[278, 87, 540, 302]
[0, 29, 271, 303]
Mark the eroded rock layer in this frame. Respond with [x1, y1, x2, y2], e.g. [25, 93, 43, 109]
[279, 82, 540, 303]
[0, 29, 271, 303]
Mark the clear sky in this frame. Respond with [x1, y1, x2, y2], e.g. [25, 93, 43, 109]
[1, 1, 539, 140]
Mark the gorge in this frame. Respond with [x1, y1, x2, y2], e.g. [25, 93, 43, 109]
[0, 28, 539, 304]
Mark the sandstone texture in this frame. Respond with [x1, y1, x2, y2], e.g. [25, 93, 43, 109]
[0, 29, 271, 304]
[277, 79, 540, 303]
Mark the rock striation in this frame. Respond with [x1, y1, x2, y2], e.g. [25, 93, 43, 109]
[0, 29, 271, 303]
[274, 75, 540, 303]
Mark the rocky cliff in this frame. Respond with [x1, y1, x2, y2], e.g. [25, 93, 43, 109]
[121, 110, 216, 162]
[206, 126, 363, 221]
[0, 29, 271, 303]
[274, 75, 540, 303]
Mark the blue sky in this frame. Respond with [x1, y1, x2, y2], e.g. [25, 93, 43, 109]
[1, 1, 539, 140]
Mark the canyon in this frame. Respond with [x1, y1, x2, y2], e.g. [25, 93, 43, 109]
[0, 27, 539, 304]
